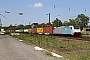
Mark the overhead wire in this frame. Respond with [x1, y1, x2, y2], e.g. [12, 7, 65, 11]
[0, 0, 55, 15]
[41, 0, 56, 9]
[40, 0, 88, 12]
[0, 0, 88, 16]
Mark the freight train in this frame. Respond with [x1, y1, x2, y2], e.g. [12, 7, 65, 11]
[6, 26, 81, 37]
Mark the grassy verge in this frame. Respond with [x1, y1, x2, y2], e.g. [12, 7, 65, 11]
[12, 33, 90, 60]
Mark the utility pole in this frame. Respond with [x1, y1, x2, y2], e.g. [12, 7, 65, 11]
[49, 13, 50, 25]
[29, 21, 31, 28]
[0, 14, 7, 27]
[0, 18, 2, 26]
[46, 13, 51, 26]
[29, 22, 31, 25]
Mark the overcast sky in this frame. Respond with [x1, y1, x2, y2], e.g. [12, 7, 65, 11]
[0, 0, 90, 26]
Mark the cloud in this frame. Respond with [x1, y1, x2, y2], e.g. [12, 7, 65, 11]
[29, 3, 43, 7]
[34, 3, 43, 7]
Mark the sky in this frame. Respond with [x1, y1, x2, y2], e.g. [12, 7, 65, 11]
[0, 0, 90, 26]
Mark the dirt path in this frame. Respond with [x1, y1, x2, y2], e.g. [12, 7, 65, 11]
[0, 35, 64, 60]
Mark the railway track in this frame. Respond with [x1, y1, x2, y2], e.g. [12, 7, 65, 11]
[34, 34, 90, 41]
[54, 35, 90, 41]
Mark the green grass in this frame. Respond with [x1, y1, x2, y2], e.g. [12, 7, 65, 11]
[45, 51, 52, 56]
[12, 33, 90, 60]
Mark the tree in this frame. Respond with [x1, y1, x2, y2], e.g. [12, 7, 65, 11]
[7, 24, 15, 30]
[52, 18, 62, 27]
[75, 14, 89, 30]
[69, 19, 77, 25]
[62, 21, 69, 26]
[46, 23, 52, 26]
[3, 26, 9, 31]
[24, 25, 31, 29]
[15, 24, 24, 29]
[37, 23, 46, 28]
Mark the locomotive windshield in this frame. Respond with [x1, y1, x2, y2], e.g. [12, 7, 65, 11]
[74, 26, 80, 29]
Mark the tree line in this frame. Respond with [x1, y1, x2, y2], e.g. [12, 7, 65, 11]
[1, 14, 90, 31]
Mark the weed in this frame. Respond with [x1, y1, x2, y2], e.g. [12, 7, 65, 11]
[45, 51, 52, 56]
[11, 33, 90, 60]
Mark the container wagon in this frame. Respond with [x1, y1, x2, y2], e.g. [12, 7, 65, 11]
[43, 26, 54, 35]
[23, 29, 28, 33]
[32, 28, 37, 34]
[37, 28, 43, 34]
[28, 28, 32, 33]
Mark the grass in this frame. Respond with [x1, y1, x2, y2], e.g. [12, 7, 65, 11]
[11, 33, 90, 60]
[45, 51, 52, 56]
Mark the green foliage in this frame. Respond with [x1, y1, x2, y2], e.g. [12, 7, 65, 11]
[7, 24, 15, 30]
[52, 18, 62, 27]
[69, 19, 77, 25]
[62, 21, 69, 26]
[75, 14, 89, 29]
[37, 23, 46, 28]
[15, 24, 24, 29]
[24, 25, 31, 29]
[46, 23, 52, 26]
[4, 24, 31, 30]
[62, 14, 89, 29]
[3, 26, 9, 30]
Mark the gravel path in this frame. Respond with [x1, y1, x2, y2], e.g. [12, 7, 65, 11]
[0, 35, 65, 60]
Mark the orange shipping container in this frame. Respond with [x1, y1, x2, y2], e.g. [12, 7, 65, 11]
[37, 28, 43, 33]
[28, 28, 32, 33]
[43, 27, 54, 34]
